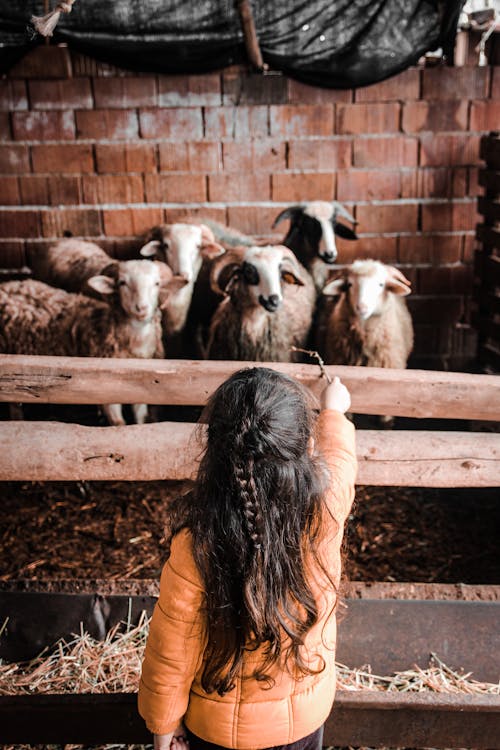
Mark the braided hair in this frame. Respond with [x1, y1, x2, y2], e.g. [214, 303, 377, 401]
[169, 367, 337, 695]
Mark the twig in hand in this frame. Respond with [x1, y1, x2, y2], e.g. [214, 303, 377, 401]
[291, 346, 332, 384]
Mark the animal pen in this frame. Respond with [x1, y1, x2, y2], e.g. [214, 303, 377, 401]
[0, 1, 500, 748]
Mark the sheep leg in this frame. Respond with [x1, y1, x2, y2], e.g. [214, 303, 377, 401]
[132, 403, 149, 425]
[102, 403, 126, 426]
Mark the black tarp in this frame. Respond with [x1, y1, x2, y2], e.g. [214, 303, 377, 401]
[0, 1, 464, 88]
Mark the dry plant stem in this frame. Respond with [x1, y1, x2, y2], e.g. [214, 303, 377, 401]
[290, 346, 332, 383]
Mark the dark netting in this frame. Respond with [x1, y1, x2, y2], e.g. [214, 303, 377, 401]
[0, 0, 464, 87]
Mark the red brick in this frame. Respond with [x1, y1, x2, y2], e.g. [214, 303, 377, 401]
[413, 324, 452, 356]
[0, 145, 30, 173]
[222, 140, 286, 172]
[421, 201, 478, 232]
[336, 102, 400, 134]
[95, 144, 157, 173]
[269, 105, 333, 137]
[0, 176, 20, 205]
[402, 101, 468, 133]
[165, 206, 227, 225]
[224, 73, 287, 105]
[0, 210, 39, 237]
[29, 79, 93, 110]
[408, 295, 464, 325]
[76, 110, 139, 140]
[468, 167, 481, 197]
[355, 69, 420, 102]
[287, 79, 352, 104]
[271, 173, 334, 202]
[144, 174, 206, 203]
[422, 67, 489, 100]
[355, 204, 418, 233]
[159, 142, 221, 172]
[288, 139, 352, 170]
[209, 173, 270, 202]
[225, 206, 277, 236]
[354, 137, 418, 168]
[398, 234, 462, 264]
[12, 111, 75, 141]
[462, 234, 476, 262]
[19, 175, 49, 205]
[0, 80, 27, 111]
[0, 240, 26, 267]
[204, 106, 268, 139]
[48, 176, 84, 205]
[8, 47, 71, 79]
[31, 144, 94, 173]
[491, 67, 500, 100]
[103, 207, 165, 236]
[470, 101, 500, 132]
[0, 113, 11, 141]
[82, 175, 144, 204]
[419, 134, 481, 167]
[336, 170, 402, 201]
[406, 168, 468, 199]
[41, 209, 102, 238]
[70, 51, 125, 78]
[139, 108, 203, 139]
[335, 235, 398, 264]
[418, 265, 473, 294]
[93, 77, 157, 108]
[158, 74, 221, 106]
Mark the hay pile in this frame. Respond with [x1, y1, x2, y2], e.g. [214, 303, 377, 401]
[1, 615, 498, 696]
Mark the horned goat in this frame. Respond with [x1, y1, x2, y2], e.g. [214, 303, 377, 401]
[0, 260, 170, 426]
[273, 201, 358, 290]
[206, 245, 316, 362]
[319, 259, 414, 369]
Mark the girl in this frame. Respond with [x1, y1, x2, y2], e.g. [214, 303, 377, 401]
[139, 367, 356, 750]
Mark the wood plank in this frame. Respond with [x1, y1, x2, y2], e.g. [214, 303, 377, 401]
[0, 421, 498, 486]
[1, 692, 499, 748]
[1, 356, 499, 421]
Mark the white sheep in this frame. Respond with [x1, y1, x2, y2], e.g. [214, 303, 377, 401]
[205, 245, 316, 362]
[29, 238, 118, 296]
[319, 259, 414, 369]
[0, 260, 171, 426]
[138, 223, 224, 348]
[272, 201, 358, 290]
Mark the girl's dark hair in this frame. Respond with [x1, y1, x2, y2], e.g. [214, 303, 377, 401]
[168, 367, 338, 695]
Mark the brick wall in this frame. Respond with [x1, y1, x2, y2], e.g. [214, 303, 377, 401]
[1, 46, 498, 370]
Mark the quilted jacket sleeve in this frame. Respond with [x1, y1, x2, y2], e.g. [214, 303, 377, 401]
[138, 529, 205, 735]
[316, 410, 357, 525]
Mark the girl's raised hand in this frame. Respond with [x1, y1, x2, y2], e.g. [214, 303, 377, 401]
[320, 376, 351, 414]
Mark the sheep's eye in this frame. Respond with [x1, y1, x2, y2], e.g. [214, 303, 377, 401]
[379, 282, 384, 287]
[162, 241, 170, 250]
[118, 280, 126, 287]
[242, 261, 259, 285]
[155, 281, 160, 287]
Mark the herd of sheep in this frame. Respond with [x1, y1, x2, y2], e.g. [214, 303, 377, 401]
[0, 200, 414, 425]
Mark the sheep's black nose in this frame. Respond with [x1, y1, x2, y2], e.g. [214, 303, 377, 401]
[259, 294, 281, 312]
[320, 250, 337, 263]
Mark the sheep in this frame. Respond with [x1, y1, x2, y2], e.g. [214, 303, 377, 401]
[319, 259, 414, 370]
[29, 238, 118, 296]
[272, 201, 359, 290]
[205, 245, 316, 362]
[0, 260, 173, 426]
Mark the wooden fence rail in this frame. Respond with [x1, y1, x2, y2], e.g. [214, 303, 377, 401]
[1, 355, 500, 420]
[0, 421, 498, 486]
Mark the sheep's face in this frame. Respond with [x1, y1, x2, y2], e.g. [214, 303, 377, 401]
[140, 223, 224, 282]
[242, 246, 304, 312]
[88, 260, 161, 322]
[322, 260, 411, 321]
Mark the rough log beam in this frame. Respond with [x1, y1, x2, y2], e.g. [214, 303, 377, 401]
[0, 421, 498, 486]
[0, 355, 499, 421]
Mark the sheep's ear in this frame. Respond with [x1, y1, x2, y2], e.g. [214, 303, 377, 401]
[87, 275, 115, 295]
[211, 262, 241, 295]
[201, 241, 225, 260]
[334, 222, 358, 241]
[140, 240, 162, 258]
[159, 276, 189, 306]
[386, 279, 411, 296]
[322, 278, 346, 297]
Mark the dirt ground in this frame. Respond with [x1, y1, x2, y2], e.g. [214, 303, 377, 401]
[1, 479, 498, 584]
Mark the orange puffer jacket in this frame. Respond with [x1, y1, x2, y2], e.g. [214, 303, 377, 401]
[138, 410, 357, 749]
